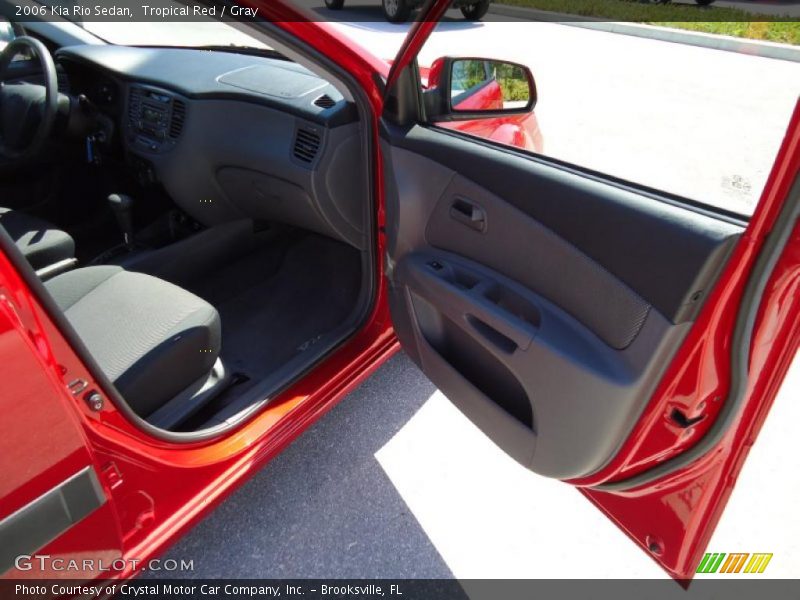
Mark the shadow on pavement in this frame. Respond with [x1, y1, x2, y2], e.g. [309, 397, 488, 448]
[148, 353, 453, 578]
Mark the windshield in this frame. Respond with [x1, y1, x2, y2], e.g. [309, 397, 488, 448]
[84, 21, 270, 48]
[34, 0, 271, 48]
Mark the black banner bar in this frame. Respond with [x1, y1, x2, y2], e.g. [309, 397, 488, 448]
[3, 579, 800, 600]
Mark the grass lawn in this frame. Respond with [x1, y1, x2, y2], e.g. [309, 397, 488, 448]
[495, 0, 800, 45]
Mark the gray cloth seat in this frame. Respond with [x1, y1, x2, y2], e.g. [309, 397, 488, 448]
[45, 266, 222, 417]
[0, 207, 75, 271]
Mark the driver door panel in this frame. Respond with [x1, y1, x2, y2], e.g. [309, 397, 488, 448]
[383, 124, 743, 479]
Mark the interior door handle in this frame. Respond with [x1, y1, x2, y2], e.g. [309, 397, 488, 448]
[450, 198, 486, 232]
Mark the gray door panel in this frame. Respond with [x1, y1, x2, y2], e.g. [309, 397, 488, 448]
[383, 126, 743, 479]
[425, 173, 651, 350]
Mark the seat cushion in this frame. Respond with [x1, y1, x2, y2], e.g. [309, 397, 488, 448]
[46, 266, 222, 417]
[0, 207, 75, 271]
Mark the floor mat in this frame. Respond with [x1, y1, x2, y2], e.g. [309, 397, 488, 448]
[187, 232, 362, 390]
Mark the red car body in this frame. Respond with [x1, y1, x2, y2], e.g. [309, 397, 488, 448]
[1, 0, 799, 584]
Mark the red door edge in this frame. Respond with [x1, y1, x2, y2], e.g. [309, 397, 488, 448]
[580, 100, 800, 579]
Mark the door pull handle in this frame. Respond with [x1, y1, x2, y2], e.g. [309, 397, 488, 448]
[450, 198, 487, 232]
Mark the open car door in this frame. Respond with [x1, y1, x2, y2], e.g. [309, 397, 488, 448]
[0, 250, 123, 578]
[380, 9, 800, 579]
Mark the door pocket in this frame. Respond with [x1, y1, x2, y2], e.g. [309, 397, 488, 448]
[483, 283, 542, 329]
[465, 314, 519, 355]
[402, 255, 537, 432]
[411, 290, 533, 430]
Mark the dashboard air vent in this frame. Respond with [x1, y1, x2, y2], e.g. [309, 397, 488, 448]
[313, 94, 336, 109]
[128, 87, 142, 123]
[169, 100, 186, 139]
[293, 127, 321, 164]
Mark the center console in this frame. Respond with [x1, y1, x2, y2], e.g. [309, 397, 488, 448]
[126, 84, 186, 154]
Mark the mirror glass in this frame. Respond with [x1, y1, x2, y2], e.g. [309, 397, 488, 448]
[450, 59, 532, 112]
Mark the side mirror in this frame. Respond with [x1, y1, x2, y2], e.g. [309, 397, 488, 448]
[424, 57, 537, 121]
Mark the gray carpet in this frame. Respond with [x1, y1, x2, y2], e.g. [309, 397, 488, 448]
[185, 233, 362, 414]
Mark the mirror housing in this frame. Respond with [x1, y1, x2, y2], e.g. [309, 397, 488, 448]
[423, 56, 537, 122]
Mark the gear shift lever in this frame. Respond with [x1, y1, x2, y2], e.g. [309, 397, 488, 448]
[107, 194, 135, 251]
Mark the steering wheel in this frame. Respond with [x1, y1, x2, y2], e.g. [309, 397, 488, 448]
[0, 36, 58, 161]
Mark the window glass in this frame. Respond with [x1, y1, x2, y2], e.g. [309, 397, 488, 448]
[0, 19, 14, 51]
[416, 22, 800, 216]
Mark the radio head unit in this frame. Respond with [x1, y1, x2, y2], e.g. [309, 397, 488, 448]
[126, 84, 186, 154]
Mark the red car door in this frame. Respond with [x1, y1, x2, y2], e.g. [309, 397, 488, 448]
[0, 251, 123, 579]
[381, 0, 800, 579]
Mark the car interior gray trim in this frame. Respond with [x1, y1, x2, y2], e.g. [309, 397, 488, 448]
[146, 358, 230, 430]
[0, 466, 105, 574]
[114, 85, 367, 248]
[594, 174, 800, 492]
[55, 46, 356, 126]
[218, 64, 329, 99]
[392, 248, 691, 478]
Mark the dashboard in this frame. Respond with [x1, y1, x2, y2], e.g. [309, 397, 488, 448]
[55, 45, 367, 249]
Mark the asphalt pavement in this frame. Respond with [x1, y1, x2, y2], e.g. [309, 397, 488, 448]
[146, 354, 453, 579]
